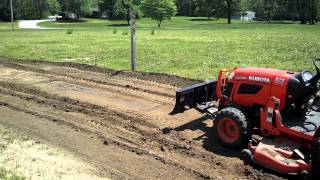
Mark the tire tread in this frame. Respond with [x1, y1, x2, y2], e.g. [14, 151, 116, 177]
[214, 107, 253, 149]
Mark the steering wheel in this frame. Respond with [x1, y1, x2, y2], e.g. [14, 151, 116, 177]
[300, 59, 320, 115]
[314, 59, 320, 90]
[307, 59, 320, 114]
[307, 59, 320, 88]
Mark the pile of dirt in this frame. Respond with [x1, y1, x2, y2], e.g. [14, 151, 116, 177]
[1, 58, 201, 87]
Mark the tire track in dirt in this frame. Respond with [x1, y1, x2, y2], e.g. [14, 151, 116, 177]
[0, 59, 284, 180]
[0, 84, 217, 179]
[0, 99, 210, 179]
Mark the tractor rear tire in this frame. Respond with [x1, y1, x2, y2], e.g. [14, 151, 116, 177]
[214, 107, 253, 149]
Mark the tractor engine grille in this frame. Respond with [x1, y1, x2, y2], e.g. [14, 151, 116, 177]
[238, 83, 262, 94]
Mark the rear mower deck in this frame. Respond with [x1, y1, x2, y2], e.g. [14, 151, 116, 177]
[244, 137, 311, 176]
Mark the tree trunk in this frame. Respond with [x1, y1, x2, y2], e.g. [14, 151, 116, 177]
[158, 20, 162, 28]
[297, 0, 307, 24]
[301, 16, 307, 24]
[227, 0, 232, 24]
[310, 0, 315, 25]
[76, 10, 80, 21]
[76, 5, 81, 21]
[76, 9, 80, 20]
[38, 0, 44, 19]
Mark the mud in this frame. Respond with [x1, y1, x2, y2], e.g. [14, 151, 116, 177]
[0, 59, 284, 180]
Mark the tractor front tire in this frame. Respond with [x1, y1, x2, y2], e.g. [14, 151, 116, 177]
[214, 107, 253, 149]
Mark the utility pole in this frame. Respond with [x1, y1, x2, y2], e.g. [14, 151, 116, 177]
[130, 9, 137, 71]
[10, 0, 14, 31]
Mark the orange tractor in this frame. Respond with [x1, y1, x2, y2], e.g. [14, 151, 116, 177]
[171, 59, 320, 179]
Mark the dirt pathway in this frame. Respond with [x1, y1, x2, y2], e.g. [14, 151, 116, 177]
[0, 123, 109, 180]
[0, 59, 283, 179]
[18, 20, 55, 29]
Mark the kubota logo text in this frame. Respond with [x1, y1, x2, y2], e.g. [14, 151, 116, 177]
[248, 76, 270, 83]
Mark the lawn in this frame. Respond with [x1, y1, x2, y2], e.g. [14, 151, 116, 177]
[0, 17, 319, 80]
[0, 21, 18, 30]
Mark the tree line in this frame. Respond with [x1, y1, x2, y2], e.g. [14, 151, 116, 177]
[0, 0, 98, 21]
[0, 0, 61, 20]
[176, 0, 320, 24]
[0, 0, 319, 25]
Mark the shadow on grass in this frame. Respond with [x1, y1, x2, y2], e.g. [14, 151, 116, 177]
[56, 19, 87, 23]
[189, 18, 218, 21]
[252, 20, 298, 24]
[107, 24, 129, 27]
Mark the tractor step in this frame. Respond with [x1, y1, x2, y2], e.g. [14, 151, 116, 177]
[282, 110, 320, 136]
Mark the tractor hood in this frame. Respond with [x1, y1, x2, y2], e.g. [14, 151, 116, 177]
[229, 66, 315, 111]
[230, 67, 297, 84]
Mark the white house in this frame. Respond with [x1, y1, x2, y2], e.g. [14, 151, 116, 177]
[48, 14, 62, 20]
[241, 11, 256, 21]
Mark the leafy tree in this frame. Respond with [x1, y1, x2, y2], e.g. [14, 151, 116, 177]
[310, 0, 318, 24]
[225, 0, 241, 24]
[193, 0, 217, 18]
[30, 0, 61, 19]
[295, 0, 319, 24]
[0, 0, 16, 21]
[240, 0, 319, 24]
[317, 0, 320, 21]
[99, 0, 117, 18]
[140, 0, 177, 27]
[297, 0, 309, 24]
[114, 0, 137, 25]
[240, 0, 255, 11]
[47, 0, 61, 15]
[173, 0, 320, 24]
[99, 0, 140, 25]
[58, 0, 92, 20]
[0, 0, 60, 20]
[175, 0, 195, 16]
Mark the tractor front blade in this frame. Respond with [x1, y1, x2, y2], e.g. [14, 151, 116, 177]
[170, 80, 217, 115]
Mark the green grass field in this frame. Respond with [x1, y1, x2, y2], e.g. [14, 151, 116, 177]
[0, 21, 18, 29]
[0, 17, 320, 80]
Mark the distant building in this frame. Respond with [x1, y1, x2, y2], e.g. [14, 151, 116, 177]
[241, 11, 256, 21]
[59, 12, 77, 20]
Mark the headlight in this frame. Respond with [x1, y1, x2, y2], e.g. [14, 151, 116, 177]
[302, 71, 313, 82]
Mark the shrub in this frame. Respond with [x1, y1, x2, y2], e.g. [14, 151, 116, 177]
[66, 29, 73, 34]
[151, 29, 155, 35]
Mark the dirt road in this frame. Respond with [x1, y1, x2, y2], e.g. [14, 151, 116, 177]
[0, 59, 282, 179]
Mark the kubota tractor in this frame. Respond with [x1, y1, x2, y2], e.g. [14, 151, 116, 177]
[171, 59, 320, 179]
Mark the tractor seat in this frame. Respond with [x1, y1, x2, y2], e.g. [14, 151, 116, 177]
[282, 111, 320, 136]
